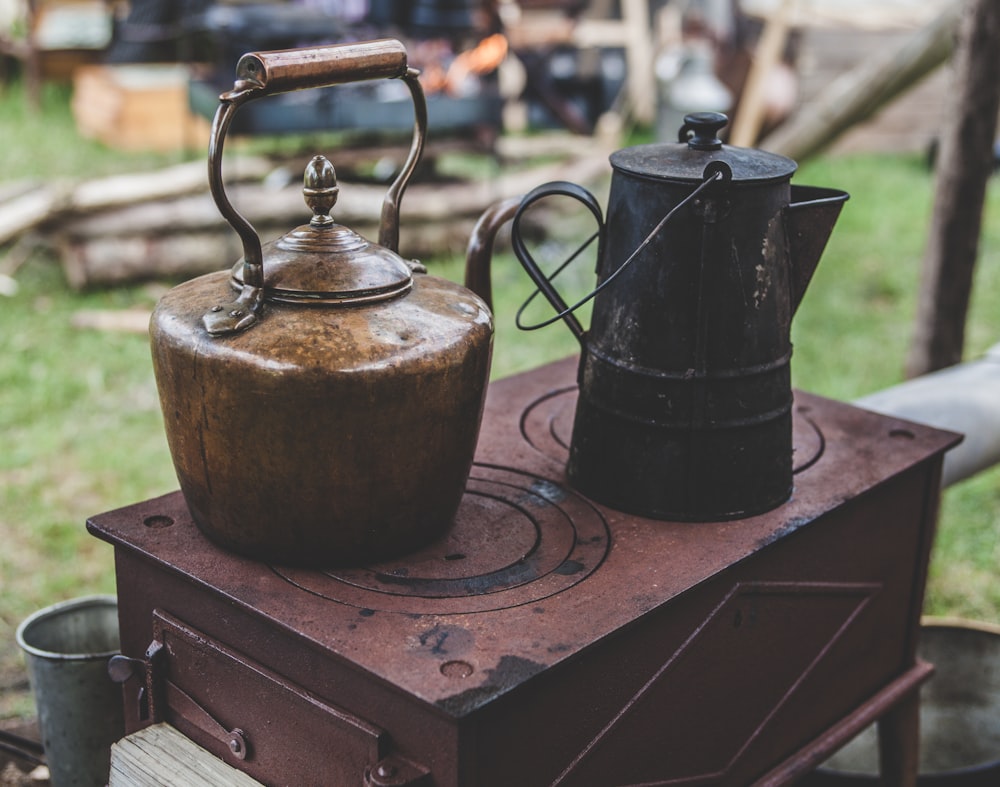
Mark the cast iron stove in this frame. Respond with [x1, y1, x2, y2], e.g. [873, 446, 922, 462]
[89, 357, 960, 786]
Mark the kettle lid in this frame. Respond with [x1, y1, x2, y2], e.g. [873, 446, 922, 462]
[610, 112, 796, 184]
[231, 155, 413, 305]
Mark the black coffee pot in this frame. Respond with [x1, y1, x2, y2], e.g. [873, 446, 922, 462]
[506, 112, 848, 521]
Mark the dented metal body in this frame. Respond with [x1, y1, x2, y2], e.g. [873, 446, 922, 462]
[149, 40, 494, 566]
[150, 272, 493, 567]
[510, 113, 849, 521]
[90, 357, 960, 786]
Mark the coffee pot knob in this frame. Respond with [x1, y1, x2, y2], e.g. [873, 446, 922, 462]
[680, 111, 728, 150]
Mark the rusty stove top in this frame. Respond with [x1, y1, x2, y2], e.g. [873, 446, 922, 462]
[87, 356, 960, 719]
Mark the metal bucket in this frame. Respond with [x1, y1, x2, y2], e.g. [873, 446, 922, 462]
[15, 595, 124, 787]
[800, 619, 1000, 786]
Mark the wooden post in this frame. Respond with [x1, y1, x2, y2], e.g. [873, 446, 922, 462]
[905, 0, 1000, 377]
[729, 0, 794, 148]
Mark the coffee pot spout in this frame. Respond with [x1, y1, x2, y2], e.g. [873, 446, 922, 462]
[786, 185, 849, 316]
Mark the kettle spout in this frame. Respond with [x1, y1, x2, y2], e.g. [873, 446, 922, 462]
[786, 185, 849, 316]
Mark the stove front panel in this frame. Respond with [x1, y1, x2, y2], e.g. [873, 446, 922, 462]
[468, 465, 941, 786]
[112, 547, 459, 786]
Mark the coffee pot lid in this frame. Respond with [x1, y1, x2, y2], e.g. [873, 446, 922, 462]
[231, 155, 413, 305]
[610, 112, 797, 184]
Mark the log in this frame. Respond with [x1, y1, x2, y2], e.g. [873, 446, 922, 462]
[59, 220, 482, 289]
[0, 157, 275, 246]
[760, 3, 963, 162]
[61, 231, 237, 289]
[0, 185, 64, 247]
[56, 151, 612, 288]
[71, 309, 152, 334]
[905, 0, 1000, 377]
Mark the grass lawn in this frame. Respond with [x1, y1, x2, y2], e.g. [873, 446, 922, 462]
[1, 80, 999, 720]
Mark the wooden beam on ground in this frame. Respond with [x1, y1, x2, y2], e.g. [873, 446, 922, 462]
[760, 3, 963, 162]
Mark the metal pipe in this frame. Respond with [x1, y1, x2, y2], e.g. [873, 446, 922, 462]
[855, 342, 1000, 486]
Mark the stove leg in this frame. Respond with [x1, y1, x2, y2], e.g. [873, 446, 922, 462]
[876, 688, 919, 787]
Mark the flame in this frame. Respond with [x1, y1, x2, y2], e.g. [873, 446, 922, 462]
[420, 33, 508, 96]
[452, 33, 508, 79]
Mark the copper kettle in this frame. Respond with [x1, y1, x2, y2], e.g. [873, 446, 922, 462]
[150, 40, 493, 567]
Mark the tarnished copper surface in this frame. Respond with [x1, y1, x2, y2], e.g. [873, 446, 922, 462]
[151, 271, 492, 566]
[150, 39, 494, 567]
[91, 358, 960, 786]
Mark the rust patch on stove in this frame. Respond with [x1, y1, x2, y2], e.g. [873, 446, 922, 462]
[436, 655, 546, 717]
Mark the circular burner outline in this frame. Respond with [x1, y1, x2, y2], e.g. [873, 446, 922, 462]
[272, 464, 610, 615]
[328, 481, 573, 598]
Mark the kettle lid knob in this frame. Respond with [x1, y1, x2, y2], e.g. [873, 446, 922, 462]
[679, 112, 727, 151]
[226, 153, 414, 308]
[303, 155, 339, 227]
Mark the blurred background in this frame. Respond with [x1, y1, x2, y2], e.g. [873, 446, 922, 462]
[1, 1, 998, 781]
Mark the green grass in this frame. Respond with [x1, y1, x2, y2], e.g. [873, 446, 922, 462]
[792, 153, 1000, 398]
[0, 81, 191, 181]
[1, 78, 999, 719]
[792, 153, 1000, 623]
[0, 263, 175, 715]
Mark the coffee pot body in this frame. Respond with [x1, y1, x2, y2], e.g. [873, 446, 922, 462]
[508, 113, 848, 520]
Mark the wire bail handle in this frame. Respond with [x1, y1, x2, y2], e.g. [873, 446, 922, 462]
[509, 165, 731, 343]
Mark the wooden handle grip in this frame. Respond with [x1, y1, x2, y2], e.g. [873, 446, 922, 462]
[235, 38, 409, 96]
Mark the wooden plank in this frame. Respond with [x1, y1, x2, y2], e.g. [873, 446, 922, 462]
[573, 0, 654, 125]
[905, 0, 1000, 376]
[109, 724, 263, 787]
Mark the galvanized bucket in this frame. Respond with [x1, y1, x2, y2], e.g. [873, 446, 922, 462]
[16, 595, 124, 787]
[801, 619, 1000, 786]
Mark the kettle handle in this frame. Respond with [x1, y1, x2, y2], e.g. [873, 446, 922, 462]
[510, 181, 607, 344]
[204, 39, 426, 335]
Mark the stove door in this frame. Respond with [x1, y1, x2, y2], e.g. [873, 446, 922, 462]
[143, 609, 430, 786]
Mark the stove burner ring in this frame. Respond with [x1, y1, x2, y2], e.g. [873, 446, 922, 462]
[520, 386, 825, 472]
[272, 465, 610, 615]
